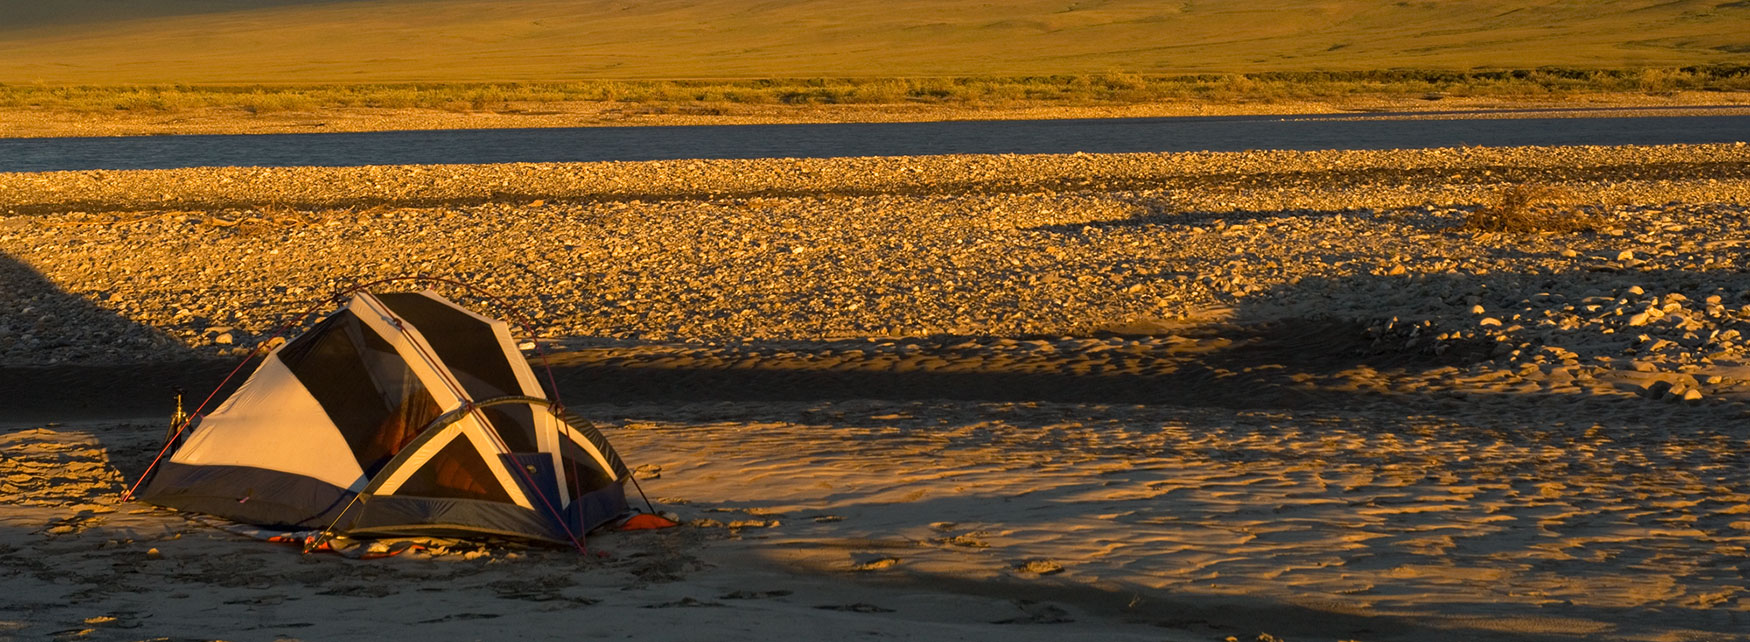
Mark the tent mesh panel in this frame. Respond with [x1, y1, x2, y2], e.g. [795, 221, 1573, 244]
[276, 310, 442, 475]
[376, 292, 538, 453]
[560, 439, 617, 499]
[395, 437, 515, 503]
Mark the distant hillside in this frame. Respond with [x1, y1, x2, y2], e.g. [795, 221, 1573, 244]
[1, 0, 1747, 83]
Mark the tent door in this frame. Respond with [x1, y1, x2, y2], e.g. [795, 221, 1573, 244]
[503, 453, 558, 501]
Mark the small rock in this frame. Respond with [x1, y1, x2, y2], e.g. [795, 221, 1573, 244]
[146, 548, 162, 560]
[1643, 380, 1674, 398]
[1616, 250, 1636, 261]
[852, 555, 899, 571]
[1015, 559, 1064, 575]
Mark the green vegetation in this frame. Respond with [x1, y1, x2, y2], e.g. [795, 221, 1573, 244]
[6, 67, 1748, 115]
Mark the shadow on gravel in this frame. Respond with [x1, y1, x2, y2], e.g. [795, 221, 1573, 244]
[9, 159, 1747, 216]
[546, 263, 1746, 412]
[544, 319, 1487, 410]
[0, 252, 232, 423]
[9, 252, 1743, 419]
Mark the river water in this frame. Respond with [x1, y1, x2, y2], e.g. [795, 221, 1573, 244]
[2, 112, 1747, 172]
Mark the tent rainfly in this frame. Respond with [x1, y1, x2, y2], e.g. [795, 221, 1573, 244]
[135, 290, 630, 544]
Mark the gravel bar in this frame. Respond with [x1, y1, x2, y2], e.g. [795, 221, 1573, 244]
[4, 143, 1750, 409]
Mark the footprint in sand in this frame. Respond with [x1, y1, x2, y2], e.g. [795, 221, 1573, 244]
[417, 613, 501, 623]
[689, 517, 780, 529]
[222, 595, 287, 606]
[317, 585, 397, 598]
[1011, 559, 1064, 575]
[492, 590, 595, 604]
[642, 597, 723, 608]
[814, 603, 895, 613]
[992, 599, 1074, 624]
[937, 532, 990, 548]
[850, 553, 899, 571]
[718, 590, 793, 599]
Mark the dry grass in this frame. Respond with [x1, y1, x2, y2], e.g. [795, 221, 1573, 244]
[3, 68, 1747, 115]
[1, 0, 1748, 83]
[1459, 185, 1609, 234]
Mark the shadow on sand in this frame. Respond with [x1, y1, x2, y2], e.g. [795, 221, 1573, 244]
[0, 252, 232, 423]
[732, 493, 1738, 642]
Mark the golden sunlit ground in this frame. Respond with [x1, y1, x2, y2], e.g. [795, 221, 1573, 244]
[3, 1, 1747, 137]
[2, 0, 1747, 83]
[3, 3, 1749, 640]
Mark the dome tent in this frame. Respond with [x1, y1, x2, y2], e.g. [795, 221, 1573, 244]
[132, 288, 630, 546]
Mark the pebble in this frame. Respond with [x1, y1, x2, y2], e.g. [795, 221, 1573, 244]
[0, 144, 1746, 387]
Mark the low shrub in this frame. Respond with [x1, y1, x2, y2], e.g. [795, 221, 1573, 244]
[1459, 184, 1608, 234]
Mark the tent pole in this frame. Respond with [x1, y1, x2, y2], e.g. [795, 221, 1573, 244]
[308, 493, 372, 554]
[627, 474, 657, 515]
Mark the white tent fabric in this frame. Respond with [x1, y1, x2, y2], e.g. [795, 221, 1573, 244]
[138, 289, 632, 544]
[170, 357, 367, 491]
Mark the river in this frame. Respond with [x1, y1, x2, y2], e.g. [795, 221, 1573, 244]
[2, 111, 1747, 172]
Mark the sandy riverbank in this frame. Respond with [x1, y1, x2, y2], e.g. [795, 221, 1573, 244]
[3, 145, 1749, 640]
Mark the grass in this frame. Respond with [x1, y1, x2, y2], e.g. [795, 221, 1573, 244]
[2, 1, 1747, 83]
[5, 67, 1748, 114]
[1459, 185, 1609, 234]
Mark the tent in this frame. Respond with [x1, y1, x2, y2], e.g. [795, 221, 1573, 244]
[134, 289, 630, 546]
